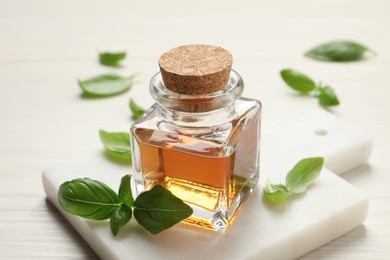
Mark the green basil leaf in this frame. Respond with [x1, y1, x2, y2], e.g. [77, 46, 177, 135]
[286, 157, 324, 194]
[134, 185, 193, 234]
[280, 69, 317, 94]
[129, 99, 146, 120]
[305, 40, 373, 62]
[110, 205, 132, 236]
[317, 86, 340, 106]
[263, 180, 290, 205]
[99, 130, 131, 158]
[104, 150, 132, 165]
[99, 52, 126, 67]
[118, 174, 134, 207]
[79, 74, 135, 97]
[58, 178, 119, 220]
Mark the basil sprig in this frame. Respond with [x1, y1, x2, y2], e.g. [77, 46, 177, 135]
[129, 99, 146, 120]
[79, 74, 136, 97]
[99, 130, 132, 163]
[58, 177, 121, 220]
[263, 157, 324, 204]
[134, 185, 195, 234]
[99, 52, 126, 67]
[99, 130, 131, 157]
[280, 69, 340, 106]
[304, 40, 374, 62]
[280, 69, 316, 94]
[317, 85, 339, 106]
[58, 174, 193, 235]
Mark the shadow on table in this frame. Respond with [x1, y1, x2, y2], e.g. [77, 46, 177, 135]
[45, 198, 99, 259]
[300, 225, 367, 259]
[340, 163, 372, 182]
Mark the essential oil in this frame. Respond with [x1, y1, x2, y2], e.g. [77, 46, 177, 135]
[130, 44, 261, 232]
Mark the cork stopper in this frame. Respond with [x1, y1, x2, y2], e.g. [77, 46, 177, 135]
[158, 44, 233, 95]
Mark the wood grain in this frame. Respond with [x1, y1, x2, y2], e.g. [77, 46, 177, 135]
[0, 0, 389, 259]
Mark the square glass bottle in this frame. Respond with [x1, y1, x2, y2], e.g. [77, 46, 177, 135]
[130, 45, 261, 232]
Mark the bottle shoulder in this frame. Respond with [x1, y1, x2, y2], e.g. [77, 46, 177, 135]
[132, 98, 260, 128]
[130, 98, 261, 157]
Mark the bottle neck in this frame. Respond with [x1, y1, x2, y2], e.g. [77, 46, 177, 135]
[156, 102, 237, 127]
[149, 69, 244, 113]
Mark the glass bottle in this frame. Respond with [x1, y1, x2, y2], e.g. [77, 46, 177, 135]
[130, 45, 261, 232]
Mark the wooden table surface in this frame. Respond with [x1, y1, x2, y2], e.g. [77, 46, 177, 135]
[1, 0, 389, 259]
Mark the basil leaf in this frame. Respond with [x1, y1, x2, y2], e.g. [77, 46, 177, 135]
[129, 99, 146, 120]
[58, 178, 119, 220]
[99, 130, 131, 158]
[99, 52, 126, 67]
[118, 174, 134, 207]
[305, 40, 373, 62]
[79, 74, 135, 97]
[110, 205, 132, 236]
[263, 180, 290, 205]
[280, 69, 317, 94]
[317, 86, 340, 106]
[286, 157, 324, 194]
[134, 185, 193, 234]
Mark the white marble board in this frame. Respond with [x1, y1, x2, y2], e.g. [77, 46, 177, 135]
[42, 110, 373, 260]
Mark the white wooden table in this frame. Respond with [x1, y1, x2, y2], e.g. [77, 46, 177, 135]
[1, 0, 389, 259]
